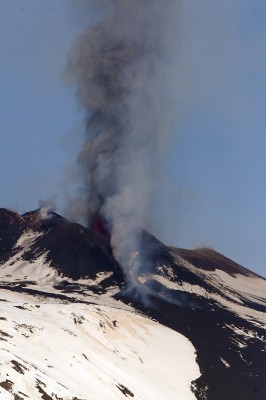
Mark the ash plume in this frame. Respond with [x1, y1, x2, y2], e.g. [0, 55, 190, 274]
[65, 0, 179, 287]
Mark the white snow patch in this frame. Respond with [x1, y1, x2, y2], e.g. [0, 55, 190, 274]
[0, 229, 63, 285]
[170, 253, 266, 327]
[0, 289, 200, 400]
[15, 229, 42, 249]
[0, 387, 13, 400]
[220, 358, 230, 368]
[139, 274, 208, 298]
[225, 324, 265, 343]
[210, 270, 266, 303]
[0, 253, 61, 284]
[77, 271, 113, 285]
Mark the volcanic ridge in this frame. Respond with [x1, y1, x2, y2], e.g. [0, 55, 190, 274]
[0, 208, 265, 400]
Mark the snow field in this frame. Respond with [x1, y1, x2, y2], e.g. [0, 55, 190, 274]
[0, 290, 200, 400]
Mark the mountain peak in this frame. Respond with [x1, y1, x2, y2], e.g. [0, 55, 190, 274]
[170, 246, 261, 278]
[0, 208, 266, 399]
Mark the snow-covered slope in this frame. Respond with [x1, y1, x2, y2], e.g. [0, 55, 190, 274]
[0, 208, 266, 399]
[138, 248, 266, 327]
[0, 290, 199, 400]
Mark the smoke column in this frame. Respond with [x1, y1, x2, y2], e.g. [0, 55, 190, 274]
[66, 0, 179, 286]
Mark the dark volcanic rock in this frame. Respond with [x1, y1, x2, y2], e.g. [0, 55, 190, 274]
[0, 209, 26, 257]
[115, 232, 266, 400]
[0, 208, 122, 282]
[0, 208, 266, 400]
[23, 222, 122, 281]
[143, 294, 265, 400]
[171, 246, 257, 277]
[23, 209, 68, 232]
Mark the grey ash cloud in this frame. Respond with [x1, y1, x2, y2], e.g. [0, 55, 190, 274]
[65, 0, 179, 285]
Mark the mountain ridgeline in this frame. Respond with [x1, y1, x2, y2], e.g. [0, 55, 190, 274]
[0, 207, 265, 400]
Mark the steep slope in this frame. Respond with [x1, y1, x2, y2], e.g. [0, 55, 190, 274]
[0, 290, 200, 400]
[127, 243, 266, 399]
[0, 208, 265, 399]
[0, 209, 27, 258]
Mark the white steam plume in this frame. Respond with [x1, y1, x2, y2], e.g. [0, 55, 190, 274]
[38, 197, 57, 220]
[65, 0, 179, 286]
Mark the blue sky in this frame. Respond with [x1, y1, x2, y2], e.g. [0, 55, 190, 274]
[1, 0, 266, 277]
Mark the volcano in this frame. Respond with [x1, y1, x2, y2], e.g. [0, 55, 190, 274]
[0, 208, 265, 399]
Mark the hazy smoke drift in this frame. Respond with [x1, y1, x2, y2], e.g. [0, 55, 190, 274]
[66, 0, 178, 285]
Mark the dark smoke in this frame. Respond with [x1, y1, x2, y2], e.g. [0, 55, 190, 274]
[65, 0, 179, 287]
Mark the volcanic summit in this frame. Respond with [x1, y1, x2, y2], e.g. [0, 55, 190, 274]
[0, 208, 265, 399]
